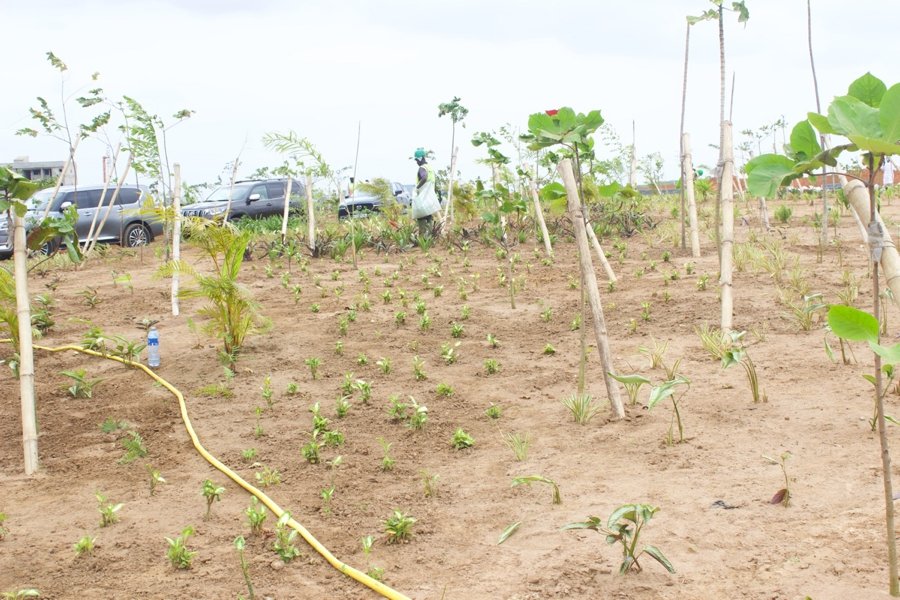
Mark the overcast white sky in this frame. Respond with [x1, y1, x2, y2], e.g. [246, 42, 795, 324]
[0, 0, 896, 190]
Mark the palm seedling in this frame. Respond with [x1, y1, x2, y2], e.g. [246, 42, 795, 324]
[512, 475, 561, 505]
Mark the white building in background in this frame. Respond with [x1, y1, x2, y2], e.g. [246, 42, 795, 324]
[1, 156, 75, 185]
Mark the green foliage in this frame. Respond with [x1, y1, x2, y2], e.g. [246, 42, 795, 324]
[561, 393, 600, 424]
[245, 496, 268, 535]
[564, 504, 675, 575]
[96, 492, 122, 527]
[774, 204, 792, 224]
[273, 512, 301, 562]
[165, 526, 197, 570]
[383, 510, 416, 544]
[201, 479, 225, 520]
[73, 535, 96, 557]
[609, 372, 651, 405]
[648, 375, 691, 444]
[61, 369, 102, 398]
[450, 427, 475, 450]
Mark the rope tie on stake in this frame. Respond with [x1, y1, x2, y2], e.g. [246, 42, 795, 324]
[868, 220, 885, 263]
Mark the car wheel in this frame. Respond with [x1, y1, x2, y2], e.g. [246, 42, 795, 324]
[38, 238, 60, 257]
[123, 223, 151, 247]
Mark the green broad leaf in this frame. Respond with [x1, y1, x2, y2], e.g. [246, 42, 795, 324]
[648, 377, 689, 409]
[644, 545, 676, 573]
[686, 11, 716, 24]
[828, 305, 878, 343]
[498, 521, 521, 544]
[788, 121, 822, 161]
[846, 135, 900, 156]
[812, 143, 857, 167]
[598, 182, 623, 198]
[561, 516, 601, 531]
[870, 342, 900, 365]
[848, 72, 887, 108]
[745, 154, 796, 198]
[607, 504, 637, 529]
[862, 374, 877, 387]
[721, 349, 744, 369]
[880, 83, 900, 145]
[828, 95, 882, 139]
[609, 372, 651, 386]
[807, 112, 838, 135]
[731, 1, 749, 23]
[539, 182, 566, 202]
[619, 555, 635, 575]
[580, 110, 604, 134]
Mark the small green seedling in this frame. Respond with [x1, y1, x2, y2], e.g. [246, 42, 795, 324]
[609, 372, 651, 406]
[436, 382, 454, 397]
[450, 427, 475, 450]
[638, 338, 668, 369]
[407, 397, 428, 430]
[361, 535, 384, 581]
[96, 492, 122, 527]
[487, 333, 500, 348]
[166, 526, 197, 570]
[73, 535, 96, 557]
[378, 438, 395, 472]
[564, 503, 675, 575]
[512, 475, 561, 505]
[561, 393, 599, 424]
[320, 485, 335, 514]
[245, 496, 268, 535]
[421, 471, 439, 498]
[234, 536, 255, 600]
[273, 512, 301, 562]
[0, 512, 8, 540]
[504, 432, 529, 461]
[764, 452, 792, 507]
[721, 331, 766, 403]
[413, 356, 427, 381]
[376, 357, 392, 374]
[305, 357, 321, 379]
[451, 322, 464, 338]
[61, 369, 102, 399]
[485, 403, 503, 419]
[441, 342, 460, 365]
[383, 510, 416, 544]
[261, 375, 274, 408]
[241, 448, 258, 462]
[255, 465, 281, 487]
[484, 359, 500, 375]
[543, 343, 556, 355]
[146, 465, 166, 496]
[0, 590, 40, 599]
[202, 479, 225, 520]
[119, 430, 148, 464]
[648, 375, 691, 445]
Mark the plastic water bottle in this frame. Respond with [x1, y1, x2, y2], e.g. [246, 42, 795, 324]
[147, 326, 160, 368]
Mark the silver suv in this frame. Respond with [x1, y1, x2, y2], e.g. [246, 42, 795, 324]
[0, 184, 162, 259]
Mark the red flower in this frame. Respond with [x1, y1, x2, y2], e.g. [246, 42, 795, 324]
[545, 109, 559, 116]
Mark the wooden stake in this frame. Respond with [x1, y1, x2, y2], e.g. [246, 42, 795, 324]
[280, 177, 293, 246]
[306, 173, 316, 253]
[442, 146, 458, 224]
[528, 176, 553, 259]
[82, 142, 121, 253]
[682, 133, 701, 258]
[720, 122, 735, 333]
[86, 155, 132, 256]
[172, 163, 182, 317]
[558, 159, 624, 420]
[585, 222, 617, 283]
[12, 211, 38, 474]
[40, 137, 80, 221]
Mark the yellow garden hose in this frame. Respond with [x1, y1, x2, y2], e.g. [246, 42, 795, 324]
[17, 342, 410, 600]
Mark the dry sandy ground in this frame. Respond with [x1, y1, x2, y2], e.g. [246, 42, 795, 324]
[2, 198, 900, 599]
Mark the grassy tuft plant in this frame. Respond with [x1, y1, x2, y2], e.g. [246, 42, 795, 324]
[73, 535, 96, 557]
[485, 403, 503, 419]
[484, 358, 500, 375]
[504, 432, 529, 461]
[255, 465, 281, 487]
[609, 372, 651, 406]
[638, 338, 668, 369]
[561, 393, 600, 424]
[721, 331, 766, 403]
[421, 471, 439, 498]
[695, 324, 730, 361]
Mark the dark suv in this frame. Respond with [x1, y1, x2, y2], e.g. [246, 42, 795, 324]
[181, 179, 305, 221]
[0, 184, 161, 259]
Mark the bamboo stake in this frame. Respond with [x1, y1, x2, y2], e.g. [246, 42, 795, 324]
[682, 133, 701, 258]
[86, 155, 132, 256]
[558, 159, 624, 420]
[844, 177, 900, 308]
[280, 177, 293, 246]
[528, 177, 553, 258]
[720, 122, 735, 333]
[306, 173, 316, 253]
[171, 163, 182, 317]
[585, 223, 616, 283]
[82, 142, 121, 253]
[12, 211, 38, 474]
[442, 146, 458, 224]
[758, 197, 771, 231]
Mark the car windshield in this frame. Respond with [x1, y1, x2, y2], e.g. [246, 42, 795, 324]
[204, 183, 254, 202]
[27, 188, 63, 211]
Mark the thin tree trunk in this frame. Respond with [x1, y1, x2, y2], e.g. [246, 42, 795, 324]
[40, 137, 80, 222]
[585, 222, 617, 283]
[682, 133, 701, 258]
[528, 177, 553, 258]
[558, 158, 624, 420]
[443, 146, 458, 224]
[720, 122, 735, 333]
[629, 120, 637, 188]
[306, 174, 316, 253]
[758, 197, 771, 231]
[679, 21, 691, 251]
[807, 0, 828, 248]
[222, 155, 240, 223]
[171, 163, 182, 317]
[280, 177, 293, 245]
[12, 211, 38, 474]
[715, 4, 726, 269]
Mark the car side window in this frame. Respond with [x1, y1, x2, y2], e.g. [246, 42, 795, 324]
[72, 189, 102, 209]
[266, 182, 285, 199]
[251, 185, 268, 201]
[116, 188, 141, 206]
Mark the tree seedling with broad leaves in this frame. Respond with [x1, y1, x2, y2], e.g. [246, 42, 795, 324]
[201, 479, 225, 520]
[763, 452, 792, 507]
[564, 503, 675, 575]
[648, 375, 691, 444]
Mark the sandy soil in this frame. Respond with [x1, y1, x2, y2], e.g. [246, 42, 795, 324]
[2, 198, 900, 599]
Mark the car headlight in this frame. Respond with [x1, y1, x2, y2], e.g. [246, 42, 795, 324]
[205, 206, 227, 216]
[0, 219, 8, 232]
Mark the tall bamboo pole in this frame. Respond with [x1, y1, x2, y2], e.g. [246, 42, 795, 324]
[679, 20, 692, 250]
[280, 177, 293, 245]
[558, 159, 624, 420]
[171, 163, 182, 317]
[443, 146, 458, 225]
[720, 122, 735, 332]
[528, 176, 553, 259]
[13, 211, 38, 474]
[40, 137, 80, 221]
[682, 133, 701, 258]
[306, 174, 316, 253]
[585, 224, 617, 283]
[85, 156, 132, 256]
[82, 142, 121, 253]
